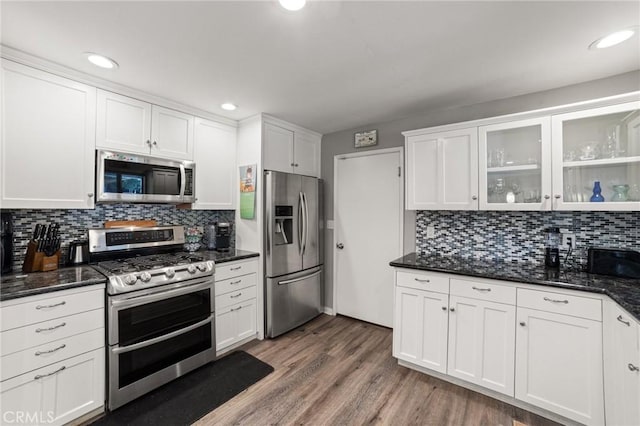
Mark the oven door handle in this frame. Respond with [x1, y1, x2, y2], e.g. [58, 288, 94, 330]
[112, 314, 213, 355]
[110, 278, 213, 309]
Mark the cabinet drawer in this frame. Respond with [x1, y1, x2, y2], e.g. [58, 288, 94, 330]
[215, 260, 258, 282]
[396, 270, 449, 294]
[517, 288, 602, 321]
[215, 273, 257, 296]
[215, 285, 257, 311]
[1, 288, 104, 332]
[450, 279, 516, 305]
[1, 328, 104, 381]
[1, 309, 104, 357]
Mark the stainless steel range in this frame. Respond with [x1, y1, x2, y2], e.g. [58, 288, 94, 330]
[89, 225, 216, 410]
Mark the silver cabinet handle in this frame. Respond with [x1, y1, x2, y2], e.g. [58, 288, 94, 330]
[230, 292, 242, 298]
[35, 344, 66, 356]
[472, 286, 491, 292]
[231, 306, 243, 312]
[629, 364, 639, 372]
[543, 297, 569, 304]
[87, 193, 94, 198]
[35, 322, 66, 333]
[34, 366, 66, 380]
[617, 315, 631, 326]
[36, 301, 66, 310]
[336, 243, 344, 249]
[230, 266, 242, 271]
[544, 195, 550, 200]
[472, 195, 478, 200]
[520, 321, 526, 326]
[230, 280, 242, 285]
[414, 278, 430, 283]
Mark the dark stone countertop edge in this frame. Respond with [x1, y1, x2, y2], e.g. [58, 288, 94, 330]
[210, 251, 260, 264]
[1, 277, 107, 302]
[389, 257, 640, 322]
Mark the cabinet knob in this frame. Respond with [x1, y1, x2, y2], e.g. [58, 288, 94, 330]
[449, 307, 455, 312]
[629, 364, 640, 372]
[554, 194, 561, 199]
[472, 195, 478, 200]
[146, 139, 151, 146]
[295, 163, 299, 167]
[336, 243, 344, 249]
[519, 321, 526, 326]
[544, 195, 550, 200]
[87, 193, 94, 198]
[153, 140, 157, 146]
[291, 163, 295, 167]
[441, 306, 447, 311]
[194, 198, 198, 202]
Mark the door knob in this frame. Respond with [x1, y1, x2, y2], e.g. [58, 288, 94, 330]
[336, 243, 344, 249]
[520, 321, 526, 326]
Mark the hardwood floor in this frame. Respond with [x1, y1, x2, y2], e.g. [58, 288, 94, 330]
[196, 315, 559, 426]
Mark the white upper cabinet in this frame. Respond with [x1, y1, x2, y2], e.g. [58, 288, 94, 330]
[192, 118, 237, 210]
[551, 101, 640, 211]
[479, 117, 552, 211]
[263, 121, 321, 177]
[406, 128, 478, 210]
[263, 122, 295, 174]
[1, 61, 96, 209]
[96, 90, 194, 160]
[151, 105, 194, 160]
[96, 90, 152, 154]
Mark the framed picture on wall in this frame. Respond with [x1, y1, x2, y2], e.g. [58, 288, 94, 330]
[354, 129, 378, 148]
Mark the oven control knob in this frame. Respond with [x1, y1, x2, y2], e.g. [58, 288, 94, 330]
[140, 272, 152, 283]
[165, 268, 176, 278]
[196, 263, 208, 272]
[187, 265, 197, 274]
[124, 274, 138, 285]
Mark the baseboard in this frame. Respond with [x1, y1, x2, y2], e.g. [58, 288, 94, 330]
[322, 307, 335, 315]
[216, 334, 258, 357]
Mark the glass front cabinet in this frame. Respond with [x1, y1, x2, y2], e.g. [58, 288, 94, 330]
[479, 117, 552, 210]
[551, 102, 640, 211]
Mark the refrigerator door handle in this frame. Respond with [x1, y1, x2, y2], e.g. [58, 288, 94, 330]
[298, 192, 304, 256]
[303, 192, 309, 255]
[278, 269, 322, 285]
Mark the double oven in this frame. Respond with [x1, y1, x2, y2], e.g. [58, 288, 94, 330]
[89, 225, 216, 410]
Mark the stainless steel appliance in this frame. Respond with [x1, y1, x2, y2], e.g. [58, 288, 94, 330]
[66, 240, 89, 265]
[264, 170, 323, 338]
[1, 212, 13, 274]
[96, 150, 195, 204]
[587, 247, 640, 279]
[89, 225, 215, 410]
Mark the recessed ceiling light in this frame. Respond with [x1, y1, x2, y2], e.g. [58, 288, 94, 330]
[221, 103, 237, 111]
[85, 53, 119, 69]
[590, 28, 636, 49]
[279, 0, 306, 11]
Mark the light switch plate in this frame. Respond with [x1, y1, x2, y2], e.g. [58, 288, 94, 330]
[326, 220, 334, 230]
[427, 225, 435, 238]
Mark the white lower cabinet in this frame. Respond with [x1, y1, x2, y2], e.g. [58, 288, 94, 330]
[447, 295, 515, 396]
[515, 307, 604, 425]
[392, 286, 448, 373]
[1, 348, 105, 426]
[214, 258, 259, 353]
[603, 301, 640, 426]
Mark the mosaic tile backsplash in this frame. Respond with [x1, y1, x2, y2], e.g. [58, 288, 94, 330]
[2, 204, 235, 271]
[416, 210, 640, 268]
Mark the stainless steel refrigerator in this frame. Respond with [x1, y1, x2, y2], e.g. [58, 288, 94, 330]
[264, 170, 323, 338]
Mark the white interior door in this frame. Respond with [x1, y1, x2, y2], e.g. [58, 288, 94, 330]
[334, 148, 403, 328]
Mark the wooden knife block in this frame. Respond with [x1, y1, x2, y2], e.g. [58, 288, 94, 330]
[22, 241, 61, 273]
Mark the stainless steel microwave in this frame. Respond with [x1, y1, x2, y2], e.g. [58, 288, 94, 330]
[96, 150, 195, 204]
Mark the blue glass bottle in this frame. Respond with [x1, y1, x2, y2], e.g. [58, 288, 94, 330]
[590, 181, 605, 202]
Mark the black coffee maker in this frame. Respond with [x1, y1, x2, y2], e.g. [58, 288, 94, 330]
[1, 212, 14, 274]
[214, 222, 231, 252]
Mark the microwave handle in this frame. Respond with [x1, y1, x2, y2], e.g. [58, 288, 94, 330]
[179, 164, 186, 198]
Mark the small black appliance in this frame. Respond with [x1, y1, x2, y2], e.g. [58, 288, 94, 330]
[1, 212, 14, 274]
[544, 227, 561, 268]
[587, 248, 640, 279]
[214, 222, 231, 252]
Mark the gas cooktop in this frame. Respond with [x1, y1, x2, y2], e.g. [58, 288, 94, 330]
[96, 252, 207, 275]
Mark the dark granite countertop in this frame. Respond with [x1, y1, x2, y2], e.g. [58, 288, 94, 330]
[195, 249, 260, 264]
[390, 252, 640, 321]
[1, 266, 107, 302]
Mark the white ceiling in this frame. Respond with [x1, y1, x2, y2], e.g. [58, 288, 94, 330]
[1, 1, 639, 135]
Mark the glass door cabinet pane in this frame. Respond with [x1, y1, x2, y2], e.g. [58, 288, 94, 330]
[479, 117, 552, 210]
[552, 102, 640, 211]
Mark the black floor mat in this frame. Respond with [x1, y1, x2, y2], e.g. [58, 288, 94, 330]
[92, 351, 274, 426]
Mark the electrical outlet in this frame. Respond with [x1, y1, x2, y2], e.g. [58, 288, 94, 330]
[427, 225, 435, 238]
[562, 233, 575, 249]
